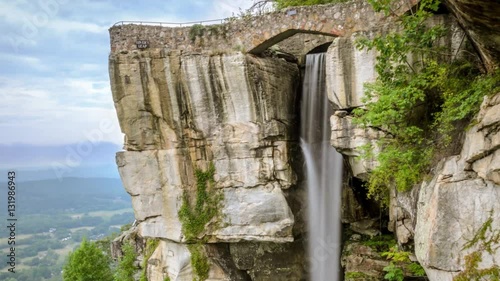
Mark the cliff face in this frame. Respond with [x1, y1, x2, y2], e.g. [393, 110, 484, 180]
[326, 12, 500, 281]
[414, 94, 500, 280]
[109, 2, 500, 281]
[444, 0, 500, 71]
[110, 49, 306, 280]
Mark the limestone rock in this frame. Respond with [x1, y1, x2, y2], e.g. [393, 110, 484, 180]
[116, 150, 187, 242]
[341, 186, 365, 223]
[462, 95, 500, 185]
[444, 0, 500, 71]
[415, 156, 500, 279]
[388, 186, 420, 245]
[110, 51, 299, 152]
[111, 225, 145, 262]
[147, 240, 229, 281]
[325, 15, 464, 110]
[117, 150, 295, 243]
[414, 94, 500, 279]
[215, 185, 294, 243]
[341, 242, 389, 280]
[326, 35, 377, 109]
[350, 219, 381, 238]
[229, 241, 306, 280]
[330, 113, 383, 180]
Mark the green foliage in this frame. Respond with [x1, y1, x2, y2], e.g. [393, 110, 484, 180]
[164, 277, 171, 281]
[275, 0, 349, 9]
[381, 246, 411, 263]
[435, 66, 500, 143]
[381, 246, 426, 280]
[114, 243, 137, 281]
[362, 234, 397, 252]
[353, 0, 500, 204]
[120, 223, 132, 232]
[383, 263, 405, 281]
[63, 238, 113, 281]
[408, 262, 426, 276]
[178, 163, 223, 241]
[188, 243, 210, 281]
[454, 211, 500, 281]
[190, 24, 206, 42]
[345, 271, 370, 280]
[454, 252, 500, 281]
[140, 239, 160, 281]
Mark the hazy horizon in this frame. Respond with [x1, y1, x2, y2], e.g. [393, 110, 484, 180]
[1, 0, 254, 180]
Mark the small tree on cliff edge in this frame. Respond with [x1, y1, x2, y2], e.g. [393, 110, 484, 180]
[63, 238, 113, 281]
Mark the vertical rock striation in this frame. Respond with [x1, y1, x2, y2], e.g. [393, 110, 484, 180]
[110, 48, 306, 280]
[415, 93, 500, 280]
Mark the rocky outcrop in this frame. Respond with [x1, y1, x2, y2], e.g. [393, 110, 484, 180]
[341, 237, 389, 280]
[326, 12, 500, 280]
[415, 93, 500, 280]
[110, 47, 306, 279]
[444, 0, 500, 72]
[327, 14, 466, 180]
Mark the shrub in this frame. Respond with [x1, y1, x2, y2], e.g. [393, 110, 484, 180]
[63, 238, 113, 281]
[114, 243, 136, 281]
[353, 0, 500, 204]
[275, 0, 350, 9]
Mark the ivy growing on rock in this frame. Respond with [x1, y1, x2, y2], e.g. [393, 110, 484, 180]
[139, 238, 160, 281]
[178, 163, 223, 241]
[189, 24, 206, 42]
[188, 243, 211, 281]
[274, 0, 349, 9]
[382, 246, 426, 280]
[454, 211, 500, 280]
[353, 0, 500, 204]
[114, 243, 137, 281]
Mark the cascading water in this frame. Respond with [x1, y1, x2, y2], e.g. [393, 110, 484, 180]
[301, 53, 343, 281]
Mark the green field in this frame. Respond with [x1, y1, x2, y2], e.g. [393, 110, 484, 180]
[70, 207, 133, 219]
[0, 178, 133, 281]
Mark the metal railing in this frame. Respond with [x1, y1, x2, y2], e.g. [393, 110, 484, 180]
[112, 18, 228, 27]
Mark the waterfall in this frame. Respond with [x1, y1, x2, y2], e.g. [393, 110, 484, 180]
[301, 53, 343, 281]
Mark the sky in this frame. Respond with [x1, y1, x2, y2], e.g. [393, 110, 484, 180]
[0, 0, 254, 178]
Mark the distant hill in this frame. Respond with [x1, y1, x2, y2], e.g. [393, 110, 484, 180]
[0, 177, 130, 215]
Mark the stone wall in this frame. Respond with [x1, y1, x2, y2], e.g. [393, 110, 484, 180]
[109, 0, 417, 55]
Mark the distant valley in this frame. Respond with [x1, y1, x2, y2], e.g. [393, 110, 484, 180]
[0, 177, 133, 281]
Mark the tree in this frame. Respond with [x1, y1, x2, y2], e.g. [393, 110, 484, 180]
[114, 243, 137, 281]
[63, 238, 113, 281]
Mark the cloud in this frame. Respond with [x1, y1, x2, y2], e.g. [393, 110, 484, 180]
[211, 0, 254, 18]
[0, 76, 122, 145]
[47, 19, 108, 34]
[0, 0, 256, 148]
[0, 53, 48, 71]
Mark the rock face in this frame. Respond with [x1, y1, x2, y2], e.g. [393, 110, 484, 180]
[110, 47, 306, 280]
[327, 15, 466, 180]
[444, 0, 500, 72]
[415, 93, 500, 280]
[326, 12, 500, 280]
[341, 240, 389, 280]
